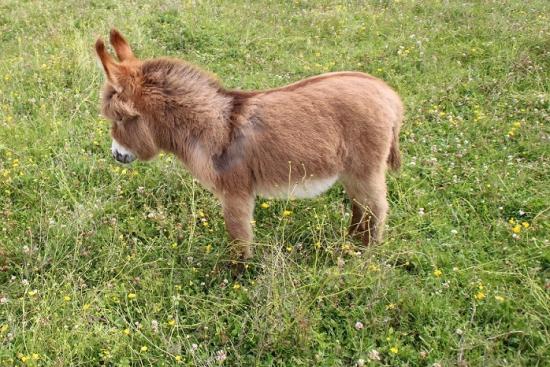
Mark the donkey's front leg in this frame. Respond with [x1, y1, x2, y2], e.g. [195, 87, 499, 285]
[221, 192, 255, 260]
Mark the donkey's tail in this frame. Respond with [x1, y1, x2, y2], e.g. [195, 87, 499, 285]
[387, 127, 401, 171]
[387, 99, 403, 171]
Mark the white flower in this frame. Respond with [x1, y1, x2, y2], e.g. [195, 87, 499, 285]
[0, 297, 8, 304]
[191, 343, 198, 352]
[151, 320, 159, 333]
[418, 208, 425, 216]
[356, 358, 365, 366]
[215, 350, 227, 362]
[451, 229, 458, 234]
[368, 349, 381, 361]
[354, 321, 364, 330]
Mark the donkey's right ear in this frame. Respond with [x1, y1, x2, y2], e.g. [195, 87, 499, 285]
[95, 38, 122, 91]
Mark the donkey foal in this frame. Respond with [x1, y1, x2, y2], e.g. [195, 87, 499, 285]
[96, 29, 404, 261]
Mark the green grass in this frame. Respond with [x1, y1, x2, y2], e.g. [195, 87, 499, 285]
[1, 0, 549, 365]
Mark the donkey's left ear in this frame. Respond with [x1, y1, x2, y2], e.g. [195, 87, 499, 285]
[95, 37, 122, 88]
[110, 29, 135, 62]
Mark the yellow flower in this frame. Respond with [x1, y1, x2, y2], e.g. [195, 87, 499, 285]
[521, 222, 529, 228]
[260, 202, 270, 209]
[233, 283, 241, 290]
[282, 210, 292, 217]
[28, 290, 38, 297]
[495, 295, 505, 302]
[128, 293, 137, 300]
[512, 225, 521, 234]
[168, 319, 176, 327]
[368, 264, 380, 272]
[64, 295, 71, 302]
[314, 241, 321, 249]
[140, 346, 148, 352]
[433, 269, 443, 278]
[386, 303, 396, 310]
[513, 121, 521, 128]
[205, 244, 212, 254]
[390, 346, 398, 354]
[171, 242, 178, 249]
[123, 328, 130, 335]
[175, 355, 182, 362]
[508, 218, 515, 224]
[31, 354, 39, 361]
[474, 291, 486, 300]
[286, 246, 293, 252]
[83, 303, 91, 311]
[20, 355, 29, 363]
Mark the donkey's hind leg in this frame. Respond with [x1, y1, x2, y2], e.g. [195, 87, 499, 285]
[342, 169, 389, 246]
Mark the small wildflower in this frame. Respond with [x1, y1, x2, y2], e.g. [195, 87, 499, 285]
[83, 303, 91, 311]
[168, 319, 176, 326]
[433, 269, 443, 278]
[368, 349, 381, 361]
[175, 355, 182, 362]
[140, 346, 148, 352]
[282, 210, 292, 217]
[521, 222, 529, 228]
[191, 343, 198, 351]
[64, 295, 71, 302]
[367, 264, 380, 272]
[128, 293, 137, 300]
[314, 241, 321, 249]
[354, 321, 364, 330]
[31, 354, 39, 361]
[508, 218, 516, 224]
[205, 244, 212, 254]
[151, 320, 159, 333]
[215, 350, 227, 362]
[495, 295, 505, 302]
[0, 297, 8, 304]
[260, 202, 270, 209]
[233, 283, 241, 290]
[28, 289, 38, 297]
[171, 242, 178, 249]
[474, 291, 486, 300]
[20, 355, 29, 363]
[123, 328, 130, 335]
[512, 225, 521, 234]
[286, 245, 293, 252]
[357, 358, 365, 367]
[386, 303, 396, 310]
[390, 346, 399, 354]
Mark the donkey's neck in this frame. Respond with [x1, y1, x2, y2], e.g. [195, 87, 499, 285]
[158, 86, 235, 169]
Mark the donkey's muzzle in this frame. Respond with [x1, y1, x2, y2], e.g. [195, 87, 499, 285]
[111, 139, 136, 164]
[112, 149, 136, 164]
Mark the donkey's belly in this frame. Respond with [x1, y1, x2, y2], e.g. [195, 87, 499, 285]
[256, 175, 339, 199]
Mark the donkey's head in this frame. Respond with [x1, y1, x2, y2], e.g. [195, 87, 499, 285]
[95, 29, 160, 164]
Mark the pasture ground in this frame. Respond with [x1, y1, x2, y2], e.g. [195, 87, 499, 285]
[0, 0, 549, 365]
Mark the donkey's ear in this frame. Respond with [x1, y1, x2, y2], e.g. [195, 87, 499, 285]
[95, 38, 122, 90]
[110, 29, 135, 62]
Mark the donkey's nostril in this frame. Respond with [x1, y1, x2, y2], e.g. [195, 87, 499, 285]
[111, 140, 136, 164]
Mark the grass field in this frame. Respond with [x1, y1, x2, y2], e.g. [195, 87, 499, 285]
[1, 0, 549, 365]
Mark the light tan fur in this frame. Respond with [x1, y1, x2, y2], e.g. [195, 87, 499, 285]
[96, 29, 404, 260]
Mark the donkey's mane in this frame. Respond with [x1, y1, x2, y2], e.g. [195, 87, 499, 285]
[141, 58, 222, 96]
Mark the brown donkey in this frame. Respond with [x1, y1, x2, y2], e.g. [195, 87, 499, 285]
[96, 29, 403, 261]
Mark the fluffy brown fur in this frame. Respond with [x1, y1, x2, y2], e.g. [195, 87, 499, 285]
[96, 29, 404, 260]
